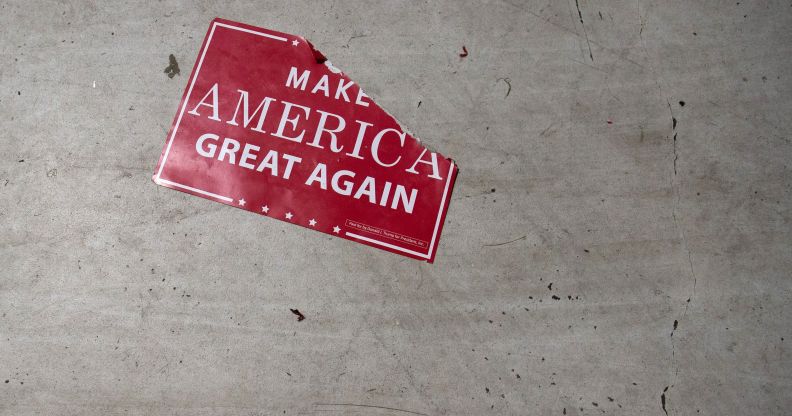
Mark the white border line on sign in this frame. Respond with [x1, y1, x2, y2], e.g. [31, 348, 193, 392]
[345, 232, 432, 258]
[156, 21, 453, 259]
[214, 22, 288, 41]
[156, 178, 234, 202]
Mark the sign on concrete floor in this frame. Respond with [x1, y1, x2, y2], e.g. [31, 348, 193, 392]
[153, 18, 457, 262]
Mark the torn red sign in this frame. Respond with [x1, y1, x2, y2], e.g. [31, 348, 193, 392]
[152, 18, 458, 262]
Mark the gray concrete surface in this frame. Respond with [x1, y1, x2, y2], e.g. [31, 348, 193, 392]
[1, 1, 791, 415]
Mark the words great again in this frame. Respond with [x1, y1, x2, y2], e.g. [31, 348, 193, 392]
[185, 66, 444, 214]
[195, 133, 419, 213]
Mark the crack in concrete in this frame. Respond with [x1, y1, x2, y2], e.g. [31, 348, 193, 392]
[635, 2, 699, 413]
[574, 0, 594, 61]
[314, 403, 429, 416]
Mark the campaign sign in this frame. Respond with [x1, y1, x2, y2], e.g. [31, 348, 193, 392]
[153, 18, 458, 262]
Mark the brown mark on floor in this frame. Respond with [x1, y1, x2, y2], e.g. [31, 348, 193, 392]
[290, 308, 305, 321]
[164, 54, 180, 78]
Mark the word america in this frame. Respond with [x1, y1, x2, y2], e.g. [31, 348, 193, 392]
[186, 67, 444, 180]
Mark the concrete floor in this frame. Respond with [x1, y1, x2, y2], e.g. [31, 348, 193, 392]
[1, 1, 791, 415]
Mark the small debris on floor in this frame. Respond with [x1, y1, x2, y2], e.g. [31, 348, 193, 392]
[164, 54, 180, 78]
[290, 308, 305, 321]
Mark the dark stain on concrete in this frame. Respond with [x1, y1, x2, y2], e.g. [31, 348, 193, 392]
[290, 308, 305, 321]
[164, 54, 180, 78]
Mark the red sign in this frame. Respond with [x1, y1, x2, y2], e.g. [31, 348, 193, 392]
[152, 18, 458, 262]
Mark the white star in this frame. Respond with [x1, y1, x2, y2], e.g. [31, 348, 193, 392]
[261, 205, 269, 214]
[333, 226, 341, 234]
[238, 199, 246, 206]
[308, 218, 317, 227]
[285, 212, 293, 220]
[291, 39, 299, 46]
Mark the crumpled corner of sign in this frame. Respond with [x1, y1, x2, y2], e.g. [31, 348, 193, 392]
[305, 39, 328, 64]
[301, 35, 458, 169]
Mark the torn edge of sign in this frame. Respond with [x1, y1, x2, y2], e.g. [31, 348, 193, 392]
[302, 37, 457, 168]
[300, 37, 459, 263]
